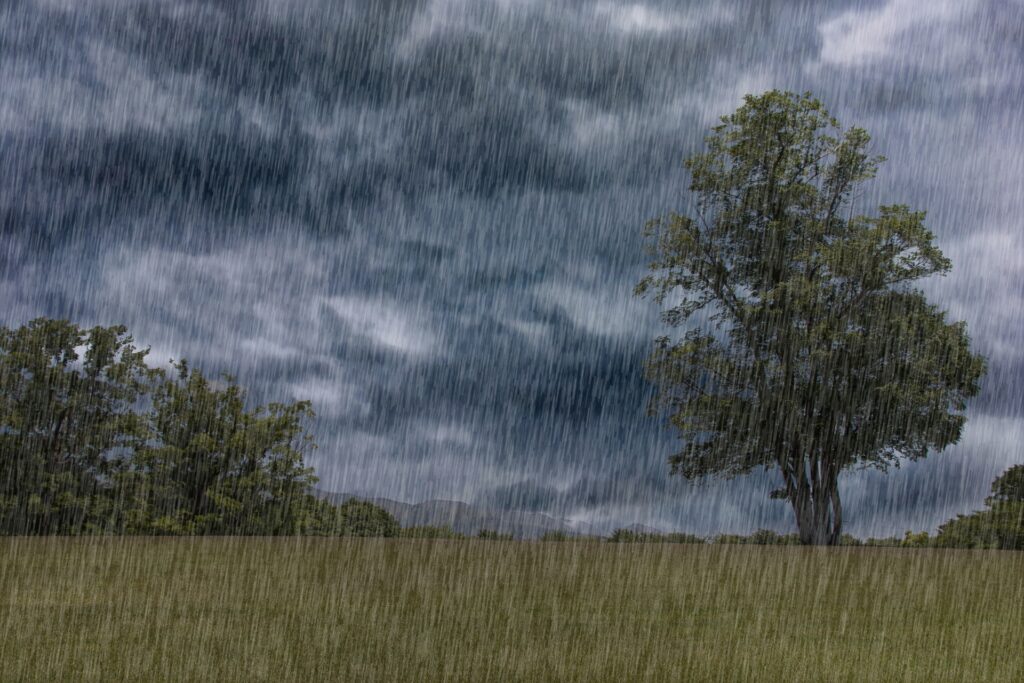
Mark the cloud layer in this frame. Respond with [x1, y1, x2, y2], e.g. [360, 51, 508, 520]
[2, 0, 1021, 536]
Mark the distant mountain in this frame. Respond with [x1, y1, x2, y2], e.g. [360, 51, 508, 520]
[312, 489, 599, 539]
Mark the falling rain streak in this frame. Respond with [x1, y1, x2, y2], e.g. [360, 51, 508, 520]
[1, 0, 1021, 538]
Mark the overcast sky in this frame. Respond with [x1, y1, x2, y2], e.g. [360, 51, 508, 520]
[2, 0, 1021, 536]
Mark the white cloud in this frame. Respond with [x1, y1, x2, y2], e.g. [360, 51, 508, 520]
[506, 319, 550, 344]
[534, 268, 655, 339]
[397, 0, 503, 57]
[926, 228, 1024, 363]
[325, 296, 438, 356]
[288, 376, 371, 418]
[564, 99, 622, 147]
[239, 337, 298, 360]
[594, 2, 732, 34]
[143, 346, 182, 371]
[420, 421, 476, 449]
[818, 0, 974, 67]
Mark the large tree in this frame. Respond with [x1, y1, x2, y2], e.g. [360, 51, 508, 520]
[636, 91, 986, 545]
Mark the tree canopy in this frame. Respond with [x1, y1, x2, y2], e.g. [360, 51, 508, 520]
[934, 465, 1024, 550]
[0, 318, 396, 537]
[636, 90, 986, 545]
[0, 319, 154, 533]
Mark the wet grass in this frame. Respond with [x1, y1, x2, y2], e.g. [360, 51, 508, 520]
[1, 538, 1022, 681]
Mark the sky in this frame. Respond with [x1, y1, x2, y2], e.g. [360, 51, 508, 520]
[1, 0, 1021, 536]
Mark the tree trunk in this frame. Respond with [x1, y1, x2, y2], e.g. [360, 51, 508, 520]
[790, 461, 842, 545]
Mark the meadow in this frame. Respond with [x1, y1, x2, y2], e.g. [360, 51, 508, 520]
[1, 538, 1021, 682]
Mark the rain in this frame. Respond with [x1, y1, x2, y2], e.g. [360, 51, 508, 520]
[6, 2, 1024, 680]
[1, 0, 1021, 540]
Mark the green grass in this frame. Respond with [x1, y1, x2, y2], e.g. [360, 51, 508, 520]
[1, 538, 1022, 681]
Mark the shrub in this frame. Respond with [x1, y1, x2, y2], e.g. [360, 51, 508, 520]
[309, 497, 397, 540]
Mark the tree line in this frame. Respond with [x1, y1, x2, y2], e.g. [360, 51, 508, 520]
[549, 468, 1024, 550]
[0, 318, 396, 537]
[400, 471, 1024, 550]
[4, 317, 1016, 547]
[605, 466, 1024, 549]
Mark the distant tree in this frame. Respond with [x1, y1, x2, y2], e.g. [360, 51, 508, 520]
[934, 466, 1024, 550]
[477, 529, 513, 541]
[608, 529, 642, 543]
[636, 91, 987, 545]
[934, 505, 1024, 550]
[901, 530, 931, 548]
[331, 499, 400, 537]
[0, 319, 154, 533]
[539, 530, 571, 542]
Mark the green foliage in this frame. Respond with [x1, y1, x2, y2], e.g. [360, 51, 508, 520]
[934, 505, 1024, 550]
[402, 525, 465, 539]
[636, 90, 986, 545]
[292, 495, 398, 538]
[117, 361, 319, 535]
[609, 528, 706, 544]
[0, 319, 154, 534]
[477, 529, 513, 541]
[986, 465, 1024, 505]
[901, 531, 932, 548]
[931, 467, 1024, 550]
[858, 532, 933, 548]
[0, 318, 393, 538]
[330, 499, 399, 537]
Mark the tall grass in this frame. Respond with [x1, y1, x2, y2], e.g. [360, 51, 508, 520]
[1, 538, 1021, 681]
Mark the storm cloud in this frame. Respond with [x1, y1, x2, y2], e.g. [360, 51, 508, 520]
[2, 0, 1021, 536]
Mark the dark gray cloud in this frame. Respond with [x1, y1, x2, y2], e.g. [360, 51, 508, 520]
[1, 0, 1021, 536]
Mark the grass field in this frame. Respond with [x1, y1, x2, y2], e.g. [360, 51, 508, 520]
[1, 538, 1022, 682]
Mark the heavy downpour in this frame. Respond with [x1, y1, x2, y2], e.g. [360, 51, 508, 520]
[1, 1, 1023, 680]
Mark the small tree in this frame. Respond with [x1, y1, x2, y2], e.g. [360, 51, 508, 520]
[332, 499, 400, 537]
[934, 466, 1024, 550]
[987, 465, 1024, 506]
[636, 91, 986, 545]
